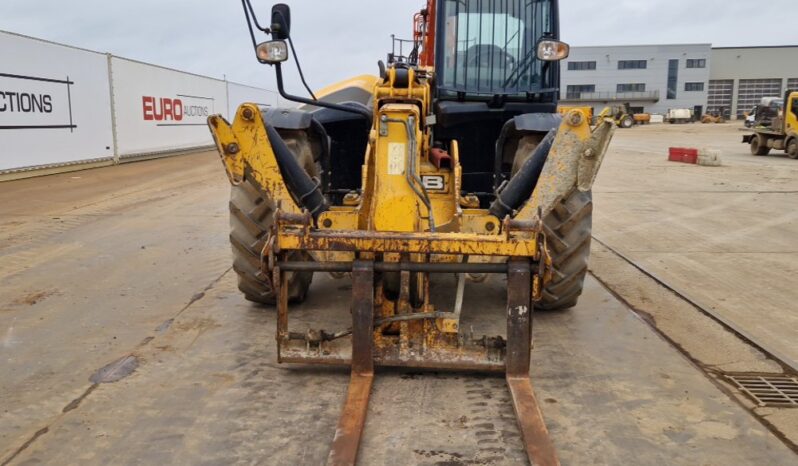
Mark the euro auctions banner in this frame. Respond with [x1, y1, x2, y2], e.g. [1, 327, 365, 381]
[0, 31, 114, 171]
[111, 57, 226, 157]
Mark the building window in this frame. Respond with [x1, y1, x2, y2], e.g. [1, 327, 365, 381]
[618, 60, 647, 70]
[685, 82, 705, 92]
[667, 59, 679, 99]
[567, 61, 597, 71]
[686, 59, 706, 69]
[617, 83, 646, 93]
[566, 84, 596, 99]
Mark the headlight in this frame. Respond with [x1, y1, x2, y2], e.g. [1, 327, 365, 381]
[256, 40, 289, 64]
[537, 40, 570, 62]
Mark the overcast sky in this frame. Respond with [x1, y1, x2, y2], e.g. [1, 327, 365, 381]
[2, 0, 796, 95]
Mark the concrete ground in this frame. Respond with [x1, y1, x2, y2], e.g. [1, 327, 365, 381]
[593, 122, 798, 366]
[0, 124, 796, 465]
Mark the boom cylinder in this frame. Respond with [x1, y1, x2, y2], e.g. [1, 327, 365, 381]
[489, 129, 557, 219]
[265, 124, 329, 219]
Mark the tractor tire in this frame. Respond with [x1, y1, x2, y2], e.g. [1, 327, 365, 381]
[537, 189, 593, 311]
[750, 135, 771, 156]
[620, 116, 634, 129]
[787, 139, 798, 160]
[228, 130, 319, 305]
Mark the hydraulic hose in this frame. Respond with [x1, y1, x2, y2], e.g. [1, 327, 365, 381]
[265, 124, 329, 220]
[489, 129, 557, 219]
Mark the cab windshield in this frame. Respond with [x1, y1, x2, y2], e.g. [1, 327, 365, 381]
[439, 0, 554, 96]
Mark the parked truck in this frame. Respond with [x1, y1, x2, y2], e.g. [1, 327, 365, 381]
[743, 90, 798, 159]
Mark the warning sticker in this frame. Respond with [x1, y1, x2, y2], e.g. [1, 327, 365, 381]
[387, 143, 405, 175]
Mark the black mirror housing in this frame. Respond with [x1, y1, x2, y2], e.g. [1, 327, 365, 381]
[271, 4, 291, 39]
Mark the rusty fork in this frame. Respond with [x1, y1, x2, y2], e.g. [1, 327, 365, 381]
[320, 258, 558, 466]
[506, 259, 560, 466]
[327, 260, 375, 466]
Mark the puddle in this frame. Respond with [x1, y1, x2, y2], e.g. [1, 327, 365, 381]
[90, 355, 139, 383]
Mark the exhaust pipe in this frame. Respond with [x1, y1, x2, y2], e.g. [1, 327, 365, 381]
[489, 129, 556, 219]
[265, 124, 329, 219]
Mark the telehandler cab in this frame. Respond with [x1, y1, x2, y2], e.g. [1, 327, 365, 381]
[208, 1, 615, 464]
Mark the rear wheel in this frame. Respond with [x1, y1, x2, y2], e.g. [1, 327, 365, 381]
[229, 130, 319, 305]
[787, 139, 798, 159]
[538, 189, 593, 311]
[750, 135, 771, 156]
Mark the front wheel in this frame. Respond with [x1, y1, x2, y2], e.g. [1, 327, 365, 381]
[228, 130, 319, 305]
[538, 189, 593, 311]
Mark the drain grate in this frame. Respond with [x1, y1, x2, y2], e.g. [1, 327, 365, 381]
[726, 374, 798, 407]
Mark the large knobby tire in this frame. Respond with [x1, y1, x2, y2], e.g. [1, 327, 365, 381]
[538, 189, 593, 311]
[750, 135, 770, 156]
[620, 116, 634, 129]
[228, 130, 319, 305]
[509, 136, 593, 311]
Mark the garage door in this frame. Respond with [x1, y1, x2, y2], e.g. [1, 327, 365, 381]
[737, 79, 782, 118]
[707, 80, 733, 118]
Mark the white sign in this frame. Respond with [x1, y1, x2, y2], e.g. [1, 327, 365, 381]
[0, 31, 280, 174]
[0, 73, 72, 129]
[0, 32, 114, 171]
[111, 57, 227, 157]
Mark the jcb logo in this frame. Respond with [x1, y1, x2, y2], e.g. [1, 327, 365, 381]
[421, 175, 445, 191]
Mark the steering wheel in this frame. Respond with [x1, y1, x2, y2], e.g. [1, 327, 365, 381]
[466, 44, 515, 68]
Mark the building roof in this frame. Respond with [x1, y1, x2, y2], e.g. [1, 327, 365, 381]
[570, 43, 711, 49]
[712, 45, 798, 50]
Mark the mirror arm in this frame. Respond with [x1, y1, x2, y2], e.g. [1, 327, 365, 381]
[274, 64, 372, 122]
[242, 0, 271, 33]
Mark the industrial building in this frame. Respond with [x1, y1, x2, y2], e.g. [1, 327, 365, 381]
[709, 46, 798, 118]
[561, 44, 798, 119]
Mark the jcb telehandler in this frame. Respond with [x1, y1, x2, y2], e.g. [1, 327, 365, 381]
[208, 1, 614, 464]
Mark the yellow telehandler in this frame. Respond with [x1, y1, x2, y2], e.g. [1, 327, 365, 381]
[208, 1, 614, 464]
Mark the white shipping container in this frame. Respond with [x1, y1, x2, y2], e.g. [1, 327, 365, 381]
[0, 31, 114, 171]
[111, 57, 227, 157]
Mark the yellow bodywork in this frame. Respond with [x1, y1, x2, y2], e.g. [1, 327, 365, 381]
[314, 74, 379, 102]
[209, 67, 613, 317]
[787, 92, 798, 138]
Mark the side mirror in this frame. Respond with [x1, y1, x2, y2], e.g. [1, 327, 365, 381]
[271, 4, 291, 39]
